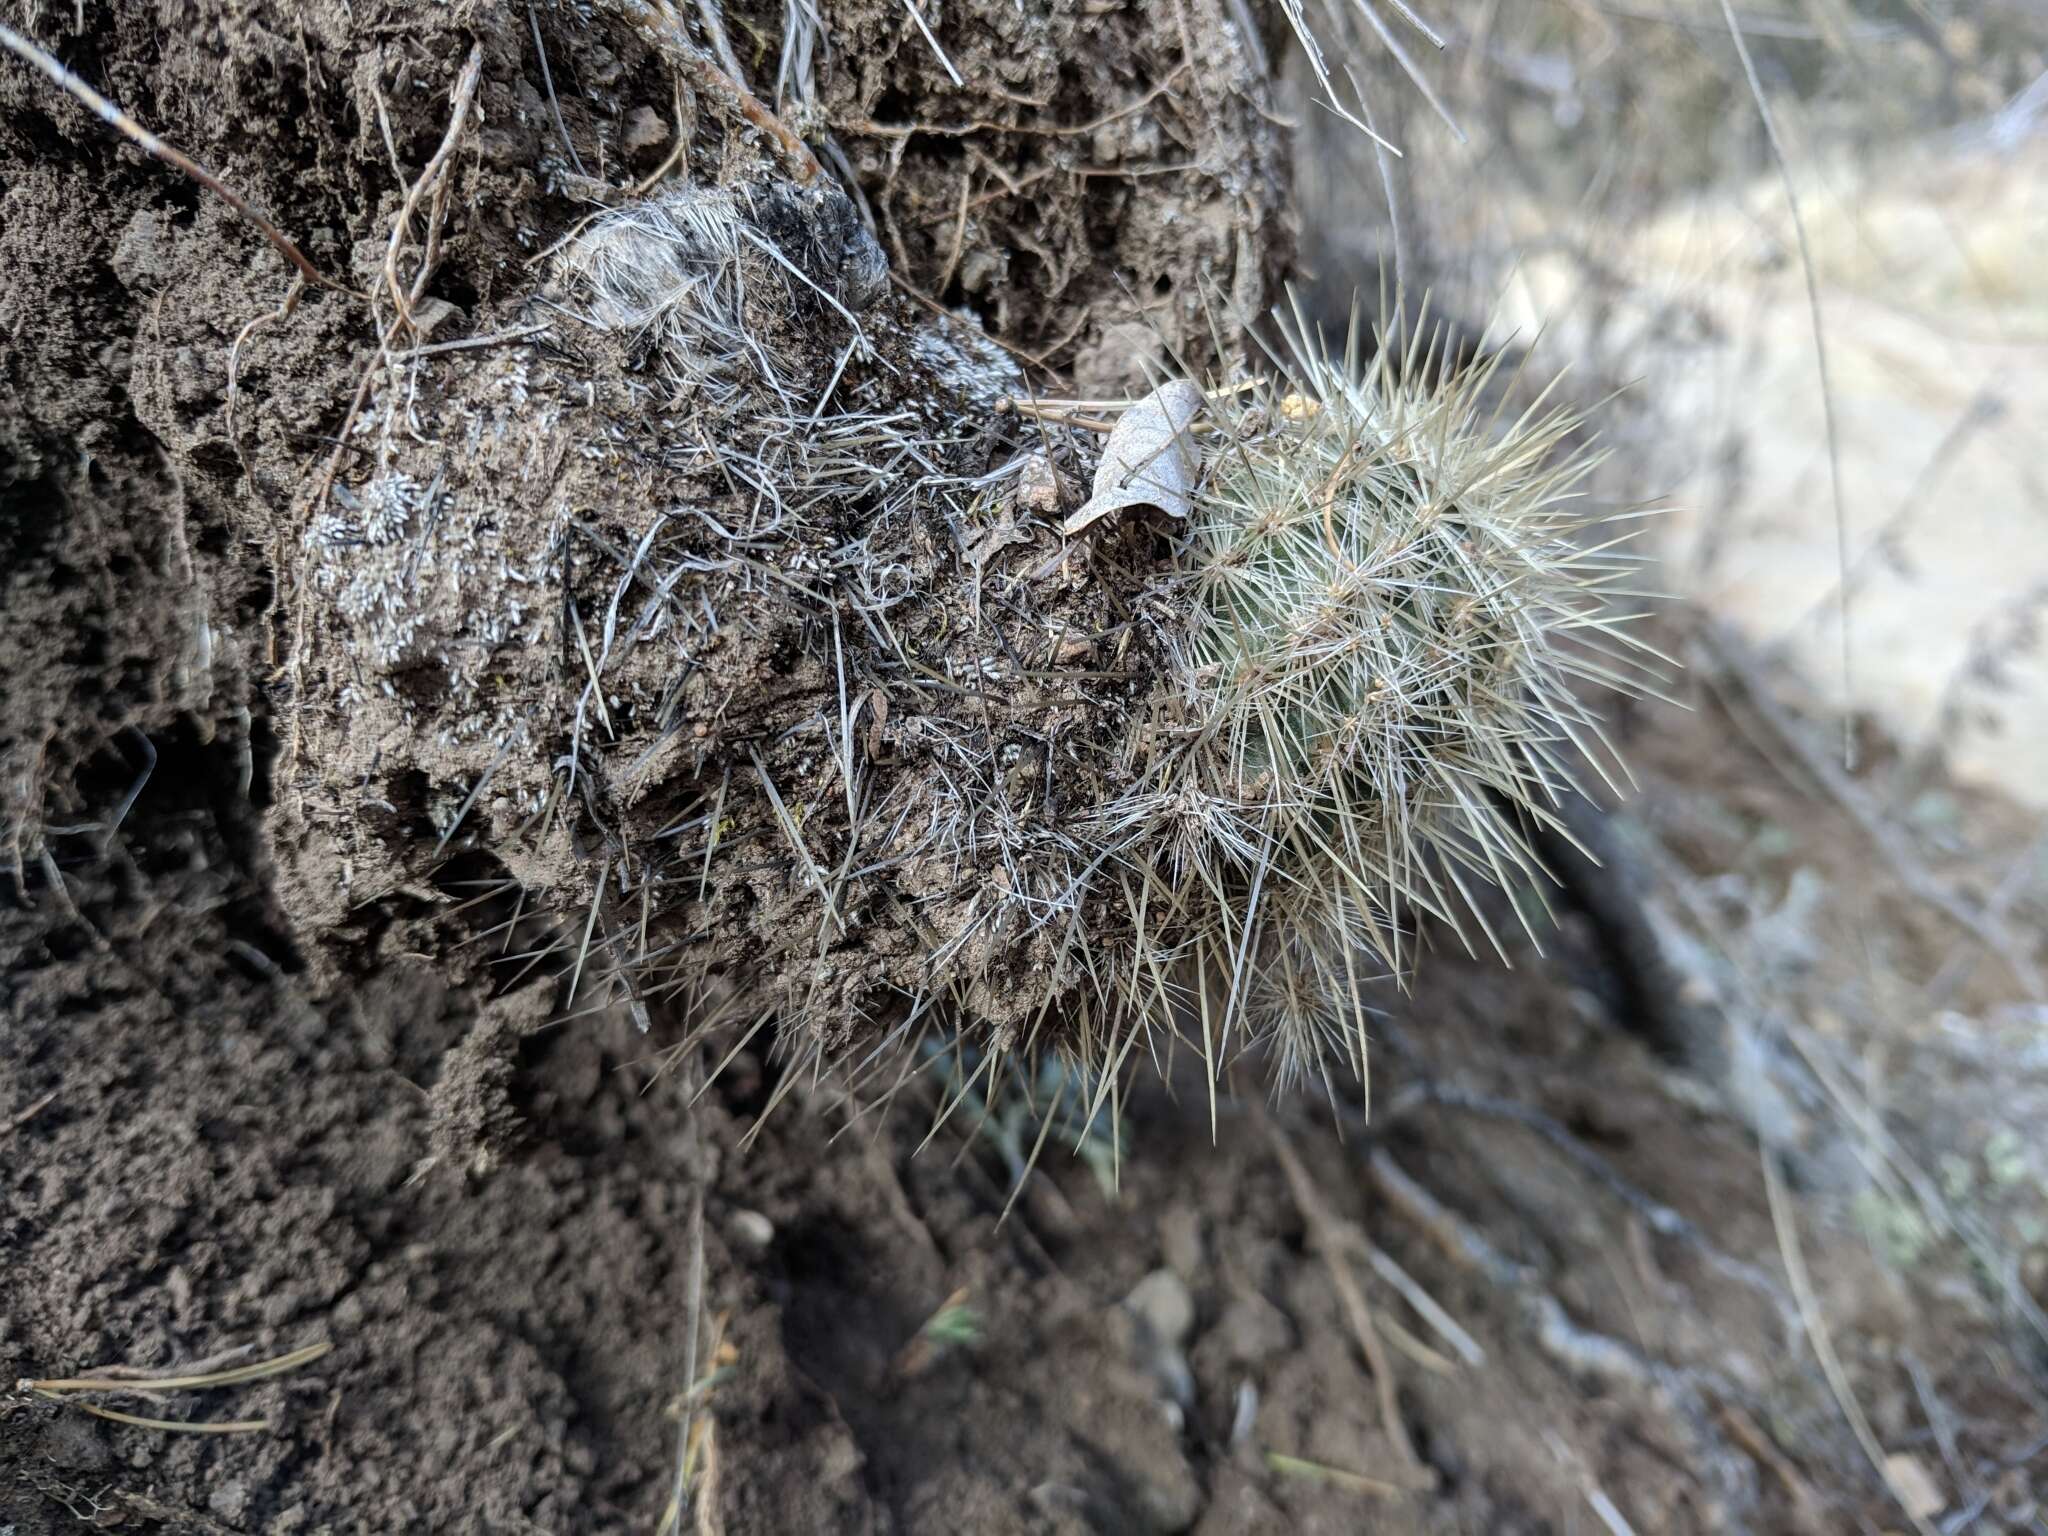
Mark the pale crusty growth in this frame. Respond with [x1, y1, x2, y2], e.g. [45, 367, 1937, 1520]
[550, 181, 888, 405]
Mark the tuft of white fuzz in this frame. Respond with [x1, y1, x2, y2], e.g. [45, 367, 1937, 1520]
[554, 187, 760, 402]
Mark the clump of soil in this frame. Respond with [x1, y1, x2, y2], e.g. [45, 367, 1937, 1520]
[9, 4, 2044, 1534]
[270, 164, 1184, 1061]
[4, 0, 1296, 1082]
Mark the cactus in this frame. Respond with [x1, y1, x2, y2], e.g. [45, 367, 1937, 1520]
[1103, 303, 1658, 1093]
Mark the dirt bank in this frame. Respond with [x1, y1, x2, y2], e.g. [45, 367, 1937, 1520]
[7, 3, 2047, 1533]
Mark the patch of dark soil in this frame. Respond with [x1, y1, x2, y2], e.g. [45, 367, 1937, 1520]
[7, 660, 2042, 1535]
[804, 0, 1288, 370]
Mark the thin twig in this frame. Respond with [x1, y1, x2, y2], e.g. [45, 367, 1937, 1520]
[381, 42, 486, 334]
[386, 323, 552, 362]
[665, 1183, 707, 1531]
[1717, 0, 1853, 770]
[606, 0, 821, 181]
[1718, 1402, 1829, 1536]
[34, 1397, 270, 1435]
[900, 0, 964, 86]
[0, 23, 353, 294]
[1761, 1145, 1941, 1536]
[658, 1028, 711, 1536]
[25, 1341, 333, 1395]
[1265, 1450, 1407, 1498]
[6, 1090, 58, 1135]
[1778, 393, 2001, 650]
[528, 6, 588, 177]
[1356, 1239, 1484, 1367]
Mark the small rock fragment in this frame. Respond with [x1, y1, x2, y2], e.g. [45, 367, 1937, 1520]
[728, 1208, 775, 1252]
[1121, 1267, 1197, 1413]
[1125, 1268, 1195, 1345]
[1215, 1291, 1293, 1365]
[1158, 1204, 1204, 1278]
[1073, 319, 1167, 398]
[1882, 1452, 1945, 1521]
[623, 105, 669, 154]
[1016, 451, 1064, 515]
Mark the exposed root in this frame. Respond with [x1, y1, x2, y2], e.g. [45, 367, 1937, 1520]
[380, 43, 486, 337]
[1367, 1146, 1763, 1532]
[281, 42, 484, 778]
[604, 0, 823, 182]
[1381, 1080, 1792, 1318]
[225, 277, 308, 489]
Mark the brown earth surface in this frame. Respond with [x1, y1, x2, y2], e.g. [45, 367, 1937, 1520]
[5, 658, 2044, 1534]
[7, 3, 2048, 1533]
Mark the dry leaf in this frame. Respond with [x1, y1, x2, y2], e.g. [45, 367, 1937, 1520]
[1062, 378, 1205, 536]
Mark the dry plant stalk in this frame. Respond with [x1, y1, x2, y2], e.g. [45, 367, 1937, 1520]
[22, 1340, 334, 1437]
[1265, 1114, 1434, 1488]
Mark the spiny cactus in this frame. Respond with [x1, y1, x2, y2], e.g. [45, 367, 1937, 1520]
[1094, 303, 1659, 1095]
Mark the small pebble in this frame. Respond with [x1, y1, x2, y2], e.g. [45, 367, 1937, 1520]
[728, 1208, 775, 1252]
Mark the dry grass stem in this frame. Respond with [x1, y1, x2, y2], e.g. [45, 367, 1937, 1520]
[24, 1340, 333, 1395]
[1266, 1116, 1433, 1487]
[1264, 1449, 1408, 1498]
[1761, 1145, 1942, 1536]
